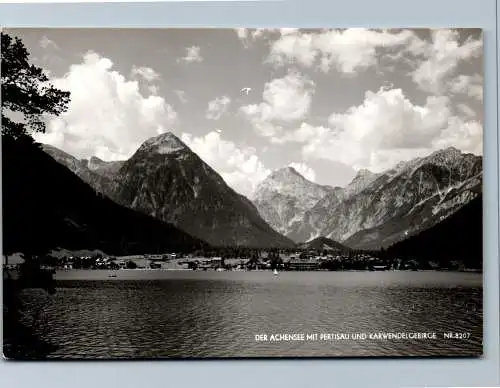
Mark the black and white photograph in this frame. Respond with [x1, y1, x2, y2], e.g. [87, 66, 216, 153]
[2, 28, 483, 359]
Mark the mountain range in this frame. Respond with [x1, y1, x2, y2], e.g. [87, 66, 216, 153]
[43, 133, 294, 248]
[3, 137, 208, 257]
[40, 132, 482, 253]
[385, 194, 482, 269]
[253, 147, 482, 250]
[252, 167, 333, 238]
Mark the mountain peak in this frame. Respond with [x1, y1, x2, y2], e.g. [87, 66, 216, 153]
[348, 168, 377, 186]
[431, 146, 462, 157]
[138, 131, 188, 155]
[269, 166, 303, 180]
[86, 156, 105, 169]
[354, 168, 373, 179]
[90, 156, 104, 164]
[344, 168, 380, 197]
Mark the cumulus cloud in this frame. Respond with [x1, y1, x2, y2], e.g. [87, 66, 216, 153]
[410, 29, 482, 94]
[34, 51, 177, 161]
[432, 116, 482, 155]
[148, 85, 159, 95]
[177, 46, 203, 63]
[39, 36, 59, 50]
[180, 131, 270, 198]
[131, 66, 160, 82]
[266, 28, 415, 74]
[240, 70, 315, 137]
[174, 90, 188, 104]
[448, 74, 483, 101]
[456, 103, 477, 119]
[275, 87, 481, 172]
[264, 28, 482, 97]
[235, 28, 249, 41]
[205, 96, 231, 120]
[288, 162, 316, 182]
[271, 122, 330, 145]
[234, 28, 281, 47]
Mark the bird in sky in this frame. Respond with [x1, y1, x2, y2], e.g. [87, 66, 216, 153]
[241, 87, 252, 95]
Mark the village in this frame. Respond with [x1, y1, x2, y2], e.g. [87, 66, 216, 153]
[4, 247, 471, 273]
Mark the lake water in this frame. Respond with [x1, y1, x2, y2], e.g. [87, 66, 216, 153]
[20, 270, 483, 359]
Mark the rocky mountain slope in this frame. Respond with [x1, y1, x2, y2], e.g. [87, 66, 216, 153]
[385, 194, 482, 269]
[342, 169, 381, 198]
[43, 144, 114, 195]
[42, 138, 481, 251]
[254, 148, 482, 249]
[107, 132, 294, 248]
[42, 134, 294, 248]
[4, 138, 208, 257]
[82, 156, 124, 180]
[274, 147, 481, 249]
[252, 167, 334, 240]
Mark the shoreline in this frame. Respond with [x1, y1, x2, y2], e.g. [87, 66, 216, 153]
[53, 268, 484, 282]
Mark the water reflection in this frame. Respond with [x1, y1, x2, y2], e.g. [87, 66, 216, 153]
[20, 271, 482, 359]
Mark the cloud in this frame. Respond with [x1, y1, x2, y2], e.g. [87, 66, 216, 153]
[432, 116, 483, 155]
[181, 131, 270, 198]
[288, 162, 316, 182]
[174, 90, 188, 104]
[264, 28, 483, 93]
[235, 28, 251, 47]
[410, 29, 482, 94]
[131, 66, 160, 82]
[34, 51, 177, 161]
[177, 46, 203, 63]
[240, 70, 315, 138]
[274, 87, 481, 172]
[448, 74, 483, 101]
[205, 96, 231, 120]
[235, 28, 249, 40]
[234, 28, 279, 47]
[148, 85, 159, 95]
[456, 103, 477, 119]
[266, 28, 416, 74]
[271, 122, 330, 145]
[39, 36, 59, 50]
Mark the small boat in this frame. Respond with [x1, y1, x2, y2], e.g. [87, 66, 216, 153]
[273, 269, 279, 276]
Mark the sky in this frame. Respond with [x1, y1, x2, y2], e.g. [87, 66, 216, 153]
[6, 28, 483, 198]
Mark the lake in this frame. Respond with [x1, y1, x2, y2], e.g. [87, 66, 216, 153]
[20, 270, 483, 359]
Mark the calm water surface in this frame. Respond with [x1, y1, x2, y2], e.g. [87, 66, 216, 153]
[21, 270, 483, 359]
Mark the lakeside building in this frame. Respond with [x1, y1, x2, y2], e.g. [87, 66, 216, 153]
[287, 259, 321, 271]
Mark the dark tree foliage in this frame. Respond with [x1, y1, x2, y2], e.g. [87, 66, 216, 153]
[2, 32, 70, 359]
[2, 32, 71, 256]
[1, 32, 70, 142]
[126, 260, 138, 269]
[3, 140, 209, 256]
[385, 195, 482, 269]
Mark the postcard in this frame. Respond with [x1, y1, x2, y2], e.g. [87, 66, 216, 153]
[2, 27, 483, 359]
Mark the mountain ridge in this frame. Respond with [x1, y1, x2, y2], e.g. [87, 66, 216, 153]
[4, 138, 209, 257]
[385, 193, 482, 268]
[255, 147, 482, 249]
[41, 132, 294, 248]
[253, 166, 334, 240]
[108, 132, 295, 248]
[41, 138, 482, 251]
